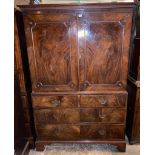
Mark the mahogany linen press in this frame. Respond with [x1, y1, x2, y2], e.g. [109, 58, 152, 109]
[19, 0, 137, 151]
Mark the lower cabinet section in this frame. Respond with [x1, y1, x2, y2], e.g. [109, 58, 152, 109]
[35, 124, 125, 141]
[32, 93, 127, 151]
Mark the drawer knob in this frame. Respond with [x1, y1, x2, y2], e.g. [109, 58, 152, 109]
[51, 99, 60, 107]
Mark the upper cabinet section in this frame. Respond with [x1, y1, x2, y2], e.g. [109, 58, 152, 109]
[32, 0, 135, 5]
[21, 4, 135, 92]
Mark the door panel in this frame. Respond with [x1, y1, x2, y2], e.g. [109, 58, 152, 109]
[78, 12, 132, 91]
[24, 14, 78, 92]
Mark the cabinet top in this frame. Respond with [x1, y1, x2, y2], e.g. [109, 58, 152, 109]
[19, 0, 137, 12]
[32, 0, 135, 4]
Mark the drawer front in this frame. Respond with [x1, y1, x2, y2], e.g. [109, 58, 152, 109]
[32, 95, 78, 108]
[80, 95, 127, 107]
[34, 109, 80, 124]
[36, 124, 124, 141]
[80, 124, 124, 140]
[36, 125, 80, 140]
[80, 108, 126, 123]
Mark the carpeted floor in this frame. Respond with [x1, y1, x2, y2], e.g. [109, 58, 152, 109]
[28, 143, 140, 155]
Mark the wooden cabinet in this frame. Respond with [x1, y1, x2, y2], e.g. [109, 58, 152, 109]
[15, 10, 34, 154]
[126, 78, 140, 144]
[126, 4, 140, 144]
[19, 2, 136, 152]
[15, 10, 33, 140]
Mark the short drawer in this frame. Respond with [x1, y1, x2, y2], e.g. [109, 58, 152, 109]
[80, 108, 126, 123]
[32, 95, 78, 108]
[80, 94, 127, 107]
[36, 124, 80, 140]
[34, 109, 80, 124]
[80, 124, 125, 140]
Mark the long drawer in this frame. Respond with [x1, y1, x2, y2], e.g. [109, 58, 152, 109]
[34, 108, 126, 124]
[36, 124, 125, 141]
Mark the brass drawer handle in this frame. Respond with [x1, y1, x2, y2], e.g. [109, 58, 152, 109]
[99, 98, 107, 105]
[53, 128, 60, 136]
[99, 115, 105, 119]
[78, 14, 83, 18]
[98, 129, 106, 136]
[51, 99, 61, 107]
[82, 81, 90, 90]
[99, 111, 106, 119]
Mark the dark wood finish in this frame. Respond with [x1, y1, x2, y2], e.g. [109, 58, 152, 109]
[80, 94, 127, 107]
[36, 124, 80, 140]
[14, 73, 27, 155]
[78, 12, 132, 91]
[129, 4, 140, 80]
[15, 10, 35, 143]
[80, 108, 126, 123]
[35, 124, 124, 141]
[80, 124, 125, 140]
[129, 38, 140, 80]
[34, 109, 80, 124]
[126, 5, 140, 144]
[19, 2, 136, 152]
[34, 107, 125, 124]
[126, 77, 140, 144]
[32, 95, 78, 108]
[23, 13, 78, 92]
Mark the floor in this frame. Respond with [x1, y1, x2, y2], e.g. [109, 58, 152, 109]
[112, 144, 140, 155]
[28, 143, 140, 155]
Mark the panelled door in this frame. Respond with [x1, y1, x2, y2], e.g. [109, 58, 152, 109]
[24, 13, 78, 92]
[78, 12, 133, 91]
